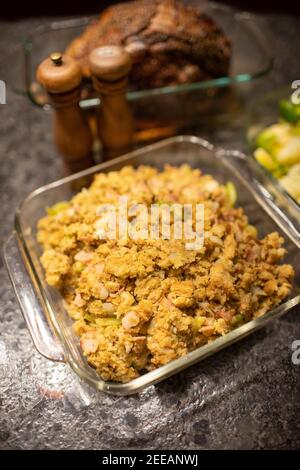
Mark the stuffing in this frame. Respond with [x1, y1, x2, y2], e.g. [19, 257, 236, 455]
[37, 165, 294, 382]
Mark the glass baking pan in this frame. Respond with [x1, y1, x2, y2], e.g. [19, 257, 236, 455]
[3, 136, 300, 395]
[13, 1, 272, 125]
[245, 86, 300, 237]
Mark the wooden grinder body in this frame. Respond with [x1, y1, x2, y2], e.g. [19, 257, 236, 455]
[37, 53, 93, 173]
[89, 46, 134, 159]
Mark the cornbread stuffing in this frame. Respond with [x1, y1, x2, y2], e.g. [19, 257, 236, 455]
[37, 165, 294, 382]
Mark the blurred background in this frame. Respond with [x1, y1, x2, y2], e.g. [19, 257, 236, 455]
[1, 0, 300, 18]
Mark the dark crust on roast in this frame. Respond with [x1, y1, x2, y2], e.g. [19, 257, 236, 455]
[65, 0, 231, 90]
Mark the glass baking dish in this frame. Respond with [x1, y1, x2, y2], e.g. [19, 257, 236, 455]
[245, 86, 300, 238]
[12, 1, 272, 131]
[3, 136, 300, 395]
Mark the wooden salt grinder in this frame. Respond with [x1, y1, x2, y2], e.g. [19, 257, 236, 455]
[37, 52, 94, 173]
[89, 46, 134, 160]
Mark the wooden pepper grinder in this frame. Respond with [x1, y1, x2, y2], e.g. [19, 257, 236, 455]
[37, 52, 94, 174]
[89, 46, 134, 160]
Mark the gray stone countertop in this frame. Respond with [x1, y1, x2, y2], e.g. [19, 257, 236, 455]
[0, 4, 300, 450]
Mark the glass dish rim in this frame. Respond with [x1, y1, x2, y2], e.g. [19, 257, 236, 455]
[20, 1, 274, 108]
[13, 135, 300, 395]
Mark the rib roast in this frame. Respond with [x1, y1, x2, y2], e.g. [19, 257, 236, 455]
[66, 0, 231, 90]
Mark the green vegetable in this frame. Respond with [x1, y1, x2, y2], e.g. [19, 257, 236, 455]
[83, 313, 94, 323]
[279, 99, 300, 123]
[287, 162, 300, 178]
[155, 200, 171, 206]
[272, 168, 287, 178]
[256, 123, 292, 157]
[225, 181, 237, 206]
[231, 314, 244, 326]
[253, 101, 300, 202]
[73, 261, 84, 273]
[254, 148, 287, 177]
[280, 163, 300, 203]
[293, 122, 300, 136]
[192, 317, 206, 333]
[95, 318, 121, 328]
[276, 137, 300, 166]
[245, 224, 257, 238]
[254, 148, 277, 171]
[47, 201, 69, 216]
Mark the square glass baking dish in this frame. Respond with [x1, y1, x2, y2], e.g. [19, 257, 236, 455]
[3, 136, 300, 395]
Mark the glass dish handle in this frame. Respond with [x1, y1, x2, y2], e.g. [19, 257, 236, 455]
[2, 231, 65, 362]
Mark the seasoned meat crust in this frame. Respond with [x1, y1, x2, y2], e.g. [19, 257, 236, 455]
[37, 165, 294, 383]
[65, 0, 231, 89]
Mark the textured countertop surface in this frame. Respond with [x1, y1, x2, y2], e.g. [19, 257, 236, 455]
[0, 2, 300, 450]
